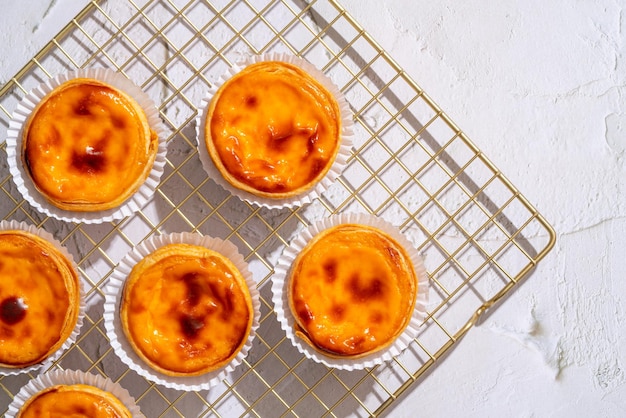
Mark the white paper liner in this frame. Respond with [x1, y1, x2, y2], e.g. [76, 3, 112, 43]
[271, 213, 429, 370]
[6, 369, 144, 418]
[5, 67, 167, 224]
[0, 220, 85, 376]
[103, 232, 261, 391]
[196, 52, 354, 209]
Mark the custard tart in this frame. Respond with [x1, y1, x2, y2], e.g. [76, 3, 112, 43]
[0, 229, 81, 368]
[288, 224, 417, 358]
[120, 243, 254, 376]
[205, 60, 342, 199]
[22, 77, 159, 211]
[17, 384, 132, 418]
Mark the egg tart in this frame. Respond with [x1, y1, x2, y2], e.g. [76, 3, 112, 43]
[17, 384, 132, 418]
[0, 229, 80, 368]
[22, 77, 159, 211]
[288, 224, 417, 358]
[120, 243, 254, 376]
[205, 60, 342, 199]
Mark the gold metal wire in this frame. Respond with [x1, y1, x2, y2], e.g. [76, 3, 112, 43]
[0, 0, 556, 416]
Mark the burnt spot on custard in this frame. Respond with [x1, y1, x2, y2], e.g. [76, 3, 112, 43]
[306, 129, 320, 155]
[294, 299, 314, 326]
[0, 326, 13, 338]
[267, 125, 321, 155]
[180, 314, 205, 339]
[370, 311, 384, 324]
[259, 181, 288, 193]
[180, 271, 238, 327]
[306, 158, 327, 183]
[345, 336, 365, 351]
[0, 296, 27, 325]
[46, 308, 56, 323]
[182, 272, 204, 307]
[74, 85, 120, 117]
[74, 96, 93, 116]
[267, 126, 293, 152]
[322, 259, 337, 283]
[111, 115, 127, 129]
[347, 274, 385, 302]
[330, 304, 345, 321]
[244, 95, 258, 108]
[47, 126, 61, 147]
[208, 281, 235, 319]
[71, 141, 107, 174]
[22, 325, 33, 338]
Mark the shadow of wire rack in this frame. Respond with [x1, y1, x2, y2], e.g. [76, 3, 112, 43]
[0, 0, 556, 416]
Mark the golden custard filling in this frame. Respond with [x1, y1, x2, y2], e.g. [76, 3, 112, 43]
[206, 61, 341, 197]
[23, 78, 158, 211]
[121, 243, 253, 376]
[18, 384, 131, 418]
[289, 224, 417, 357]
[0, 231, 79, 367]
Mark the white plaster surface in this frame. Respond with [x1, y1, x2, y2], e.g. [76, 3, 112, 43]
[1, 1, 625, 417]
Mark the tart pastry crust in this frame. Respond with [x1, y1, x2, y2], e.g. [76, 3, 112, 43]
[120, 243, 254, 376]
[288, 224, 417, 358]
[17, 384, 132, 418]
[205, 61, 341, 199]
[0, 230, 80, 368]
[22, 78, 158, 211]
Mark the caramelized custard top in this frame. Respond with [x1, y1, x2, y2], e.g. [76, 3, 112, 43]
[207, 61, 341, 197]
[121, 243, 252, 375]
[19, 384, 130, 418]
[0, 232, 78, 367]
[23, 79, 155, 210]
[289, 224, 417, 357]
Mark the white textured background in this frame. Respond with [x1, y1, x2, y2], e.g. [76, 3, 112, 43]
[1, 1, 625, 417]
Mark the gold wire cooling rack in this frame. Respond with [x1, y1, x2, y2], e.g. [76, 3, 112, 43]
[0, 0, 556, 416]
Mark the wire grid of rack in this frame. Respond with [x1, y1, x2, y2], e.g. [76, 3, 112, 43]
[0, 0, 556, 416]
